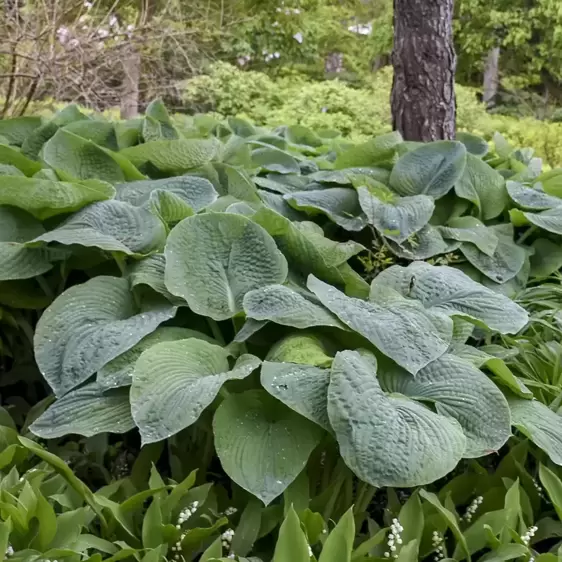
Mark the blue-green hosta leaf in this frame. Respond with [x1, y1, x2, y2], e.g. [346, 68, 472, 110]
[530, 239, 562, 277]
[454, 153, 507, 220]
[511, 206, 562, 235]
[261, 361, 331, 431]
[266, 333, 333, 366]
[116, 176, 218, 222]
[251, 147, 300, 174]
[389, 141, 467, 199]
[372, 261, 528, 334]
[0, 116, 42, 145]
[127, 253, 177, 301]
[243, 284, 346, 330]
[98, 327, 215, 389]
[34, 276, 176, 396]
[334, 132, 402, 169]
[508, 396, 562, 465]
[386, 224, 456, 260]
[252, 208, 368, 297]
[64, 120, 119, 150]
[213, 389, 323, 505]
[165, 213, 288, 320]
[310, 167, 391, 186]
[285, 124, 323, 149]
[120, 138, 222, 173]
[143, 100, 179, 141]
[284, 188, 367, 231]
[357, 184, 434, 243]
[0, 144, 42, 175]
[328, 350, 465, 487]
[438, 217, 498, 256]
[254, 174, 309, 194]
[506, 181, 561, 210]
[378, 354, 511, 457]
[308, 275, 452, 374]
[213, 163, 260, 201]
[32, 200, 167, 255]
[30, 383, 134, 438]
[0, 164, 24, 176]
[0, 176, 115, 219]
[259, 190, 305, 220]
[456, 132, 489, 157]
[131, 339, 260, 444]
[42, 129, 143, 183]
[0, 207, 53, 280]
[460, 224, 526, 284]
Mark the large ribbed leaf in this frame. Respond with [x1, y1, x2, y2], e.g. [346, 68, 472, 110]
[266, 333, 333, 366]
[213, 390, 323, 505]
[308, 275, 452, 374]
[506, 181, 561, 210]
[454, 153, 507, 219]
[357, 184, 434, 243]
[252, 207, 368, 297]
[460, 224, 526, 284]
[0, 145, 42, 176]
[116, 176, 218, 223]
[372, 261, 528, 334]
[508, 396, 562, 465]
[386, 224, 455, 260]
[530, 239, 562, 277]
[511, 207, 562, 235]
[165, 213, 288, 320]
[243, 284, 346, 330]
[127, 253, 176, 301]
[334, 132, 402, 168]
[0, 176, 115, 219]
[389, 141, 467, 199]
[378, 355, 511, 457]
[0, 116, 42, 145]
[131, 339, 260, 443]
[30, 384, 134, 438]
[43, 129, 143, 182]
[120, 138, 222, 173]
[0, 207, 53, 280]
[34, 276, 176, 396]
[438, 217, 498, 256]
[97, 327, 214, 389]
[32, 200, 167, 255]
[284, 188, 367, 231]
[328, 350, 465, 486]
[261, 361, 331, 431]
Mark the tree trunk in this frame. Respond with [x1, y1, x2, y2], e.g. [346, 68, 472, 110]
[391, 0, 456, 141]
[482, 46, 500, 108]
[120, 46, 140, 119]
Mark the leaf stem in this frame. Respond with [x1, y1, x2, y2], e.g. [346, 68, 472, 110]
[207, 318, 225, 346]
[517, 225, 537, 245]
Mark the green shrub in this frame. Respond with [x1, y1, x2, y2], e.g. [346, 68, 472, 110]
[183, 63, 562, 165]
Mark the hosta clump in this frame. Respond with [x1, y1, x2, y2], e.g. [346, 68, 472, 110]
[1, 101, 560, 505]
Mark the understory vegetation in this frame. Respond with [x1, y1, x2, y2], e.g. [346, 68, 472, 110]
[1, 101, 562, 561]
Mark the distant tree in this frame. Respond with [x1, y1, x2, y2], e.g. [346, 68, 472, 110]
[391, 0, 456, 141]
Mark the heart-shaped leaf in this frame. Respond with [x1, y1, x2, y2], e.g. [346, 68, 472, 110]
[328, 350, 465, 487]
[334, 132, 402, 169]
[0, 207, 53, 280]
[34, 276, 176, 396]
[378, 354, 511, 457]
[98, 327, 215, 389]
[120, 138, 222, 173]
[308, 275, 452, 375]
[438, 217, 498, 256]
[285, 188, 367, 231]
[30, 384, 134, 438]
[390, 141, 467, 199]
[213, 389, 323, 505]
[32, 200, 167, 255]
[261, 361, 331, 431]
[386, 224, 455, 260]
[0, 177, 115, 219]
[165, 213, 288, 320]
[506, 181, 561, 210]
[372, 261, 528, 334]
[357, 184, 434, 243]
[243, 284, 346, 330]
[454, 153, 507, 219]
[116, 176, 218, 223]
[132, 339, 260, 444]
[511, 206, 562, 235]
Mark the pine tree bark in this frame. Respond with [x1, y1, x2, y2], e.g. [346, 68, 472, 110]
[482, 47, 500, 108]
[391, 0, 456, 141]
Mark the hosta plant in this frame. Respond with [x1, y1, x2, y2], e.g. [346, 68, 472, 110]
[1, 102, 562, 507]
